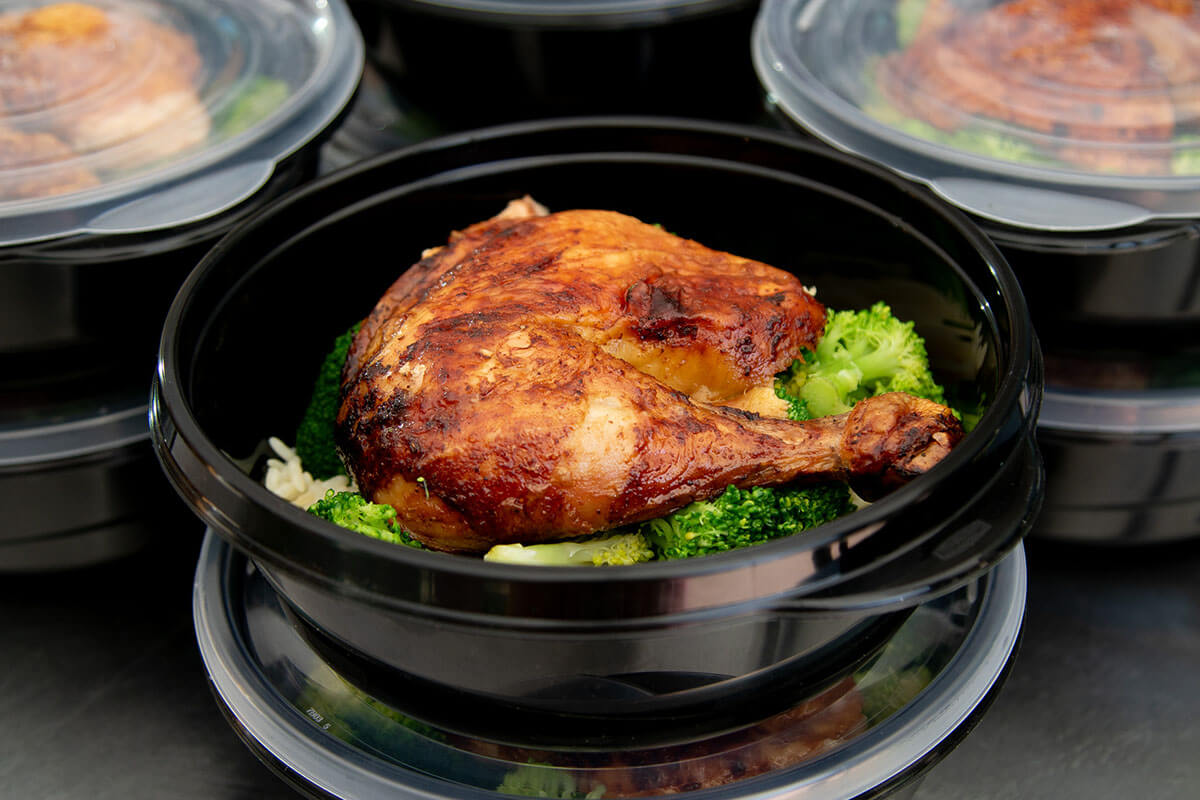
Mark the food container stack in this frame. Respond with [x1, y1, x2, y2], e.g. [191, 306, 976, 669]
[0, 0, 363, 570]
[194, 530, 1028, 800]
[753, 0, 1200, 544]
[343, 0, 767, 128]
[151, 118, 1043, 796]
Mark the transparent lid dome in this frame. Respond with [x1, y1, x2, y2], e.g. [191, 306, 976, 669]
[0, 0, 362, 245]
[753, 0, 1200, 231]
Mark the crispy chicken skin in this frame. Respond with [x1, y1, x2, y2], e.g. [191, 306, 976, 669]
[879, 0, 1200, 174]
[337, 202, 963, 552]
[0, 2, 209, 199]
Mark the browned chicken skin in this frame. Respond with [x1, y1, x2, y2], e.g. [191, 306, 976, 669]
[879, 0, 1200, 174]
[337, 202, 963, 552]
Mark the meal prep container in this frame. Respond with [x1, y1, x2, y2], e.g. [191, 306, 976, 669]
[1035, 349, 1200, 544]
[752, 0, 1200, 332]
[0, 384, 185, 571]
[194, 533, 1027, 799]
[0, 0, 363, 569]
[346, 0, 765, 128]
[1, 0, 362, 378]
[151, 117, 1042, 746]
[752, 0, 1200, 541]
[318, 56, 445, 174]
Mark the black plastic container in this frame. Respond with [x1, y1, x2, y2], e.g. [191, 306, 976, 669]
[978, 220, 1200, 348]
[752, 0, 1200, 543]
[0, 0, 364, 381]
[151, 118, 1042, 746]
[1033, 347, 1200, 544]
[348, 0, 765, 128]
[0, 385, 181, 571]
[194, 532, 1027, 800]
[749, 0, 1200, 342]
[0, 0, 363, 571]
[0, 156, 316, 390]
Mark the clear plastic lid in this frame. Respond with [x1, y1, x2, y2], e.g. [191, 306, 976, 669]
[753, 0, 1200, 231]
[194, 532, 1026, 800]
[0, 0, 362, 245]
[387, 0, 754, 27]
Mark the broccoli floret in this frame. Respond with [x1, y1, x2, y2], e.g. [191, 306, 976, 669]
[215, 76, 290, 137]
[1173, 135, 1200, 175]
[294, 672, 444, 744]
[776, 302, 946, 419]
[643, 484, 854, 560]
[307, 490, 424, 549]
[497, 764, 604, 799]
[483, 532, 655, 566]
[858, 666, 935, 722]
[774, 361, 813, 421]
[295, 322, 361, 480]
[895, 0, 930, 48]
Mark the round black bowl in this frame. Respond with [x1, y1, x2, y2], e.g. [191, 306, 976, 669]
[151, 117, 1042, 747]
[0, 153, 320, 392]
[978, 220, 1200, 353]
[193, 532, 1027, 800]
[348, 0, 766, 128]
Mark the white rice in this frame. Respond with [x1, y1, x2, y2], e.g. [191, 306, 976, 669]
[263, 436, 356, 509]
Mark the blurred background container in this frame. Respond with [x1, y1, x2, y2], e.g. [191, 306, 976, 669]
[752, 0, 1200, 544]
[0, 0, 363, 570]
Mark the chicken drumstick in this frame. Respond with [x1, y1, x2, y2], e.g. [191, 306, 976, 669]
[336, 201, 962, 552]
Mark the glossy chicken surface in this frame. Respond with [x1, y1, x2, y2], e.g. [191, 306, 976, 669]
[337, 201, 963, 552]
[879, 0, 1200, 174]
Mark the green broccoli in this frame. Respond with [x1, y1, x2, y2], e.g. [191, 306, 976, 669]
[496, 764, 604, 799]
[776, 302, 946, 419]
[295, 322, 361, 480]
[858, 665, 935, 722]
[774, 361, 812, 421]
[643, 483, 854, 561]
[1173, 135, 1200, 175]
[216, 76, 291, 137]
[294, 672, 443, 745]
[894, 0, 930, 48]
[483, 531, 655, 566]
[306, 490, 424, 549]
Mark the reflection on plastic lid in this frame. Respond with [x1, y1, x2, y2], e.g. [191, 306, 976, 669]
[754, 0, 1200, 231]
[195, 534, 1026, 800]
[0, 0, 362, 243]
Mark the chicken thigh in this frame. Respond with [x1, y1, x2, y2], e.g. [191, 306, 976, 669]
[337, 202, 962, 552]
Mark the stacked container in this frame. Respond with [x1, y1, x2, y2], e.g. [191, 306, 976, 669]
[150, 117, 1043, 796]
[0, 0, 363, 570]
[753, 0, 1200, 543]
[344, 0, 767, 127]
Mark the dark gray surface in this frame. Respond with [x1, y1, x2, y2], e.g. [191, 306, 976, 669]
[2, 519, 1198, 799]
[0, 517, 295, 800]
[917, 536, 1200, 800]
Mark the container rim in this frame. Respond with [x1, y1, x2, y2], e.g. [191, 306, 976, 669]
[1040, 385, 1200, 435]
[370, 0, 757, 27]
[154, 115, 1039, 610]
[192, 532, 1027, 800]
[751, 0, 1200, 232]
[0, 0, 364, 246]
